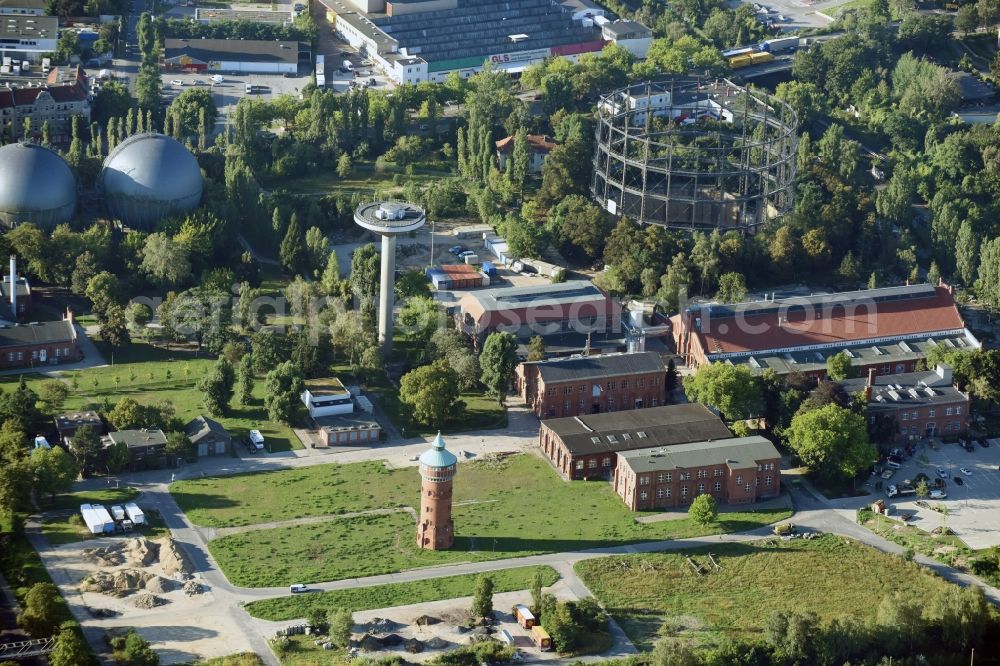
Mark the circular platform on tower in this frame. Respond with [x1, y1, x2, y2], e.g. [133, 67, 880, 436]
[354, 200, 427, 235]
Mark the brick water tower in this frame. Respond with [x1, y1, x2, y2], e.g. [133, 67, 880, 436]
[417, 432, 457, 550]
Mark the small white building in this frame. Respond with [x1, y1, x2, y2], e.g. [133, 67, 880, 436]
[301, 378, 354, 418]
[600, 20, 652, 59]
[495, 134, 559, 174]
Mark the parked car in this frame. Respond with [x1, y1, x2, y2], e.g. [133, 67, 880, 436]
[881, 469, 895, 480]
[953, 477, 964, 486]
[458, 250, 476, 258]
[886, 458, 902, 469]
[963, 440, 975, 452]
[170, 79, 183, 86]
[937, 468, 948, 479]
[930, 489, 947, 499]
[449, 245, 465, 255]
[289, 583, 308, 593]
[960, 467, 973, 476]
[978, 439, 991, 448]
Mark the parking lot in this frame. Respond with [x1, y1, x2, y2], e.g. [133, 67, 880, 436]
[882, 440, 1000, 549]
[730, 0, 851, 28]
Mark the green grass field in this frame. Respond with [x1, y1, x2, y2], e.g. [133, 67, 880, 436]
[39, 487, 140, 512]
[181, 455, 790, 587]
[575, 534, 957, 651]
[245, 565, 560, 621]
[0, 341, 301, 453]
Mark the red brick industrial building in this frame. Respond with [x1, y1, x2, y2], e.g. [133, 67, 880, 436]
[613, 436, 782, 511]
[672, 283, 977, 379]
[538, 403, 732, 481]
[0, 309, 81, 369]
[841, 365, 970, 441]
[515, 351, 667, 418]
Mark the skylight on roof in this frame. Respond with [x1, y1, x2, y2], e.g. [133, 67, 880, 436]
[637, 431, 647, 438]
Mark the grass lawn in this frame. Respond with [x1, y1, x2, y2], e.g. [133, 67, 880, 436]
[245, 565, 560, 621]
[41, 507, 170, 545]
[0, 340, 302, 453]
[182, 454, 791, 586]
[39, 487, 140, 512]
[575, 534, 957, 651]
[372, 386, 507, 436]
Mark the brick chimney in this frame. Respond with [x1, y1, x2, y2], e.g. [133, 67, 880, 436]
[865, 367, 876, 402]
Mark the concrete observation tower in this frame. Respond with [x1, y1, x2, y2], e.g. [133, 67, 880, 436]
[417, 432, 457, 550]
[354, 200, 427, 354]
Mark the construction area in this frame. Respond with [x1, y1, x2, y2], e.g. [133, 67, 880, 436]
[41, 536, 250, 664]
[264, 585, 587, 663]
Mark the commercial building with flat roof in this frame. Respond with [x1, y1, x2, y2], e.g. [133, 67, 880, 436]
[0, 15, 57, 62]
[105, 428, 168, 470]
[163, 38, 306, 73]
[673, 282, 978, 379]
[516, 351, 666, 418]
[841, 365, 970, 442]
[456, 280, 618, 350]
[318, 0, 644, 85]
[54, 410, 103, 440]
[538, 403, 732, 480]
[0, 0, 46, 16]
[613, 436, 781, 511]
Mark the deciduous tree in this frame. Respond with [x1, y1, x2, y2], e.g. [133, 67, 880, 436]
[683, 363, 762, 420]
[786, 403, 875, 483]
[479, 332, 518, 405]
[399, 360, 462, 429]
[688, 493, 718, 526]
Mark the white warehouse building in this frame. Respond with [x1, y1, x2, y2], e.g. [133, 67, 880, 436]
[0, 15, 57, 63]
[163, 38, 308, 74]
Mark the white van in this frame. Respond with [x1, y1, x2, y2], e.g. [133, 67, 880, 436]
[289, 583, 308, 593]
[245, 82, 253, 94]
[248, 429, 265, 451]
[211, 74, 224, 84]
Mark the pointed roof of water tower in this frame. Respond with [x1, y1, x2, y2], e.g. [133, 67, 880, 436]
[419, 432, 458, 469]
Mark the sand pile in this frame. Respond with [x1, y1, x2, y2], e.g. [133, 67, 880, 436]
[82, 543, 126, 567]
[143, 576, 174, 594]
[424, 636, 450, 650]
[124, 538, 159, 567]
[81, 569, 154, 595]
[182, 580, 204, 595]
[157, 538, 192, 576]
[133, 593, 165, 609]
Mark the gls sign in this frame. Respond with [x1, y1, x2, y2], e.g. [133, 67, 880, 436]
[488, 48, 550, 66]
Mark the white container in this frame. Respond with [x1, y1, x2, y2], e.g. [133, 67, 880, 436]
[124, 502, 146, 525]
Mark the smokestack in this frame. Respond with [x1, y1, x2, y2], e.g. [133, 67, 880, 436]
[865, 367, 875, 402]
[9, 255, 16, 318]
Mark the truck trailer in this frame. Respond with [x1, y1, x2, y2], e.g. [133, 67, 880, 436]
[124, 502, 146, 525]
[80, 504, 115, 534]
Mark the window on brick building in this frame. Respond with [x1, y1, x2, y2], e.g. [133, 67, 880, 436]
[639, 476, 649, 485]
[588, 459, 597, 469]
[901, 412, 909, 421]
[765, 476, 772, 486]
[911, 411, 918, 420]
[681, 485, 688, 497]
[602, 457, 611, 467]
[697, 470, 706, 479]
[622, 380, 629, 389]
[946, 407, 953, 416]
[679, 472, 690, 481]
[638, 378, 644, 387]
[657, 473, 668, 483]
[697, 483, 704, 493]
[929, 408, 936, 418]
[956, 406, 962, 415]
[714, 482, 721, 491]
[714, 469, 722, 477]
[575, 461, 584, 470]
[656, 488, 665, 498]
[736, 476, 742, 484]
[745, 484, 751, 493]
[640, 491, 647, 500]
[665, 487, 671, 497]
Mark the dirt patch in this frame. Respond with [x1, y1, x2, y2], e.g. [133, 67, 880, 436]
[82, 544, 126, 567]
[182, 579, 205, 596]
[157, 538, 193, 576]
[933, 545, 958, 555]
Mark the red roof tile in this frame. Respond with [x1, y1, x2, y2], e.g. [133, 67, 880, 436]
[495, 134, 559, 153]
[696, 286, 965, 356]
